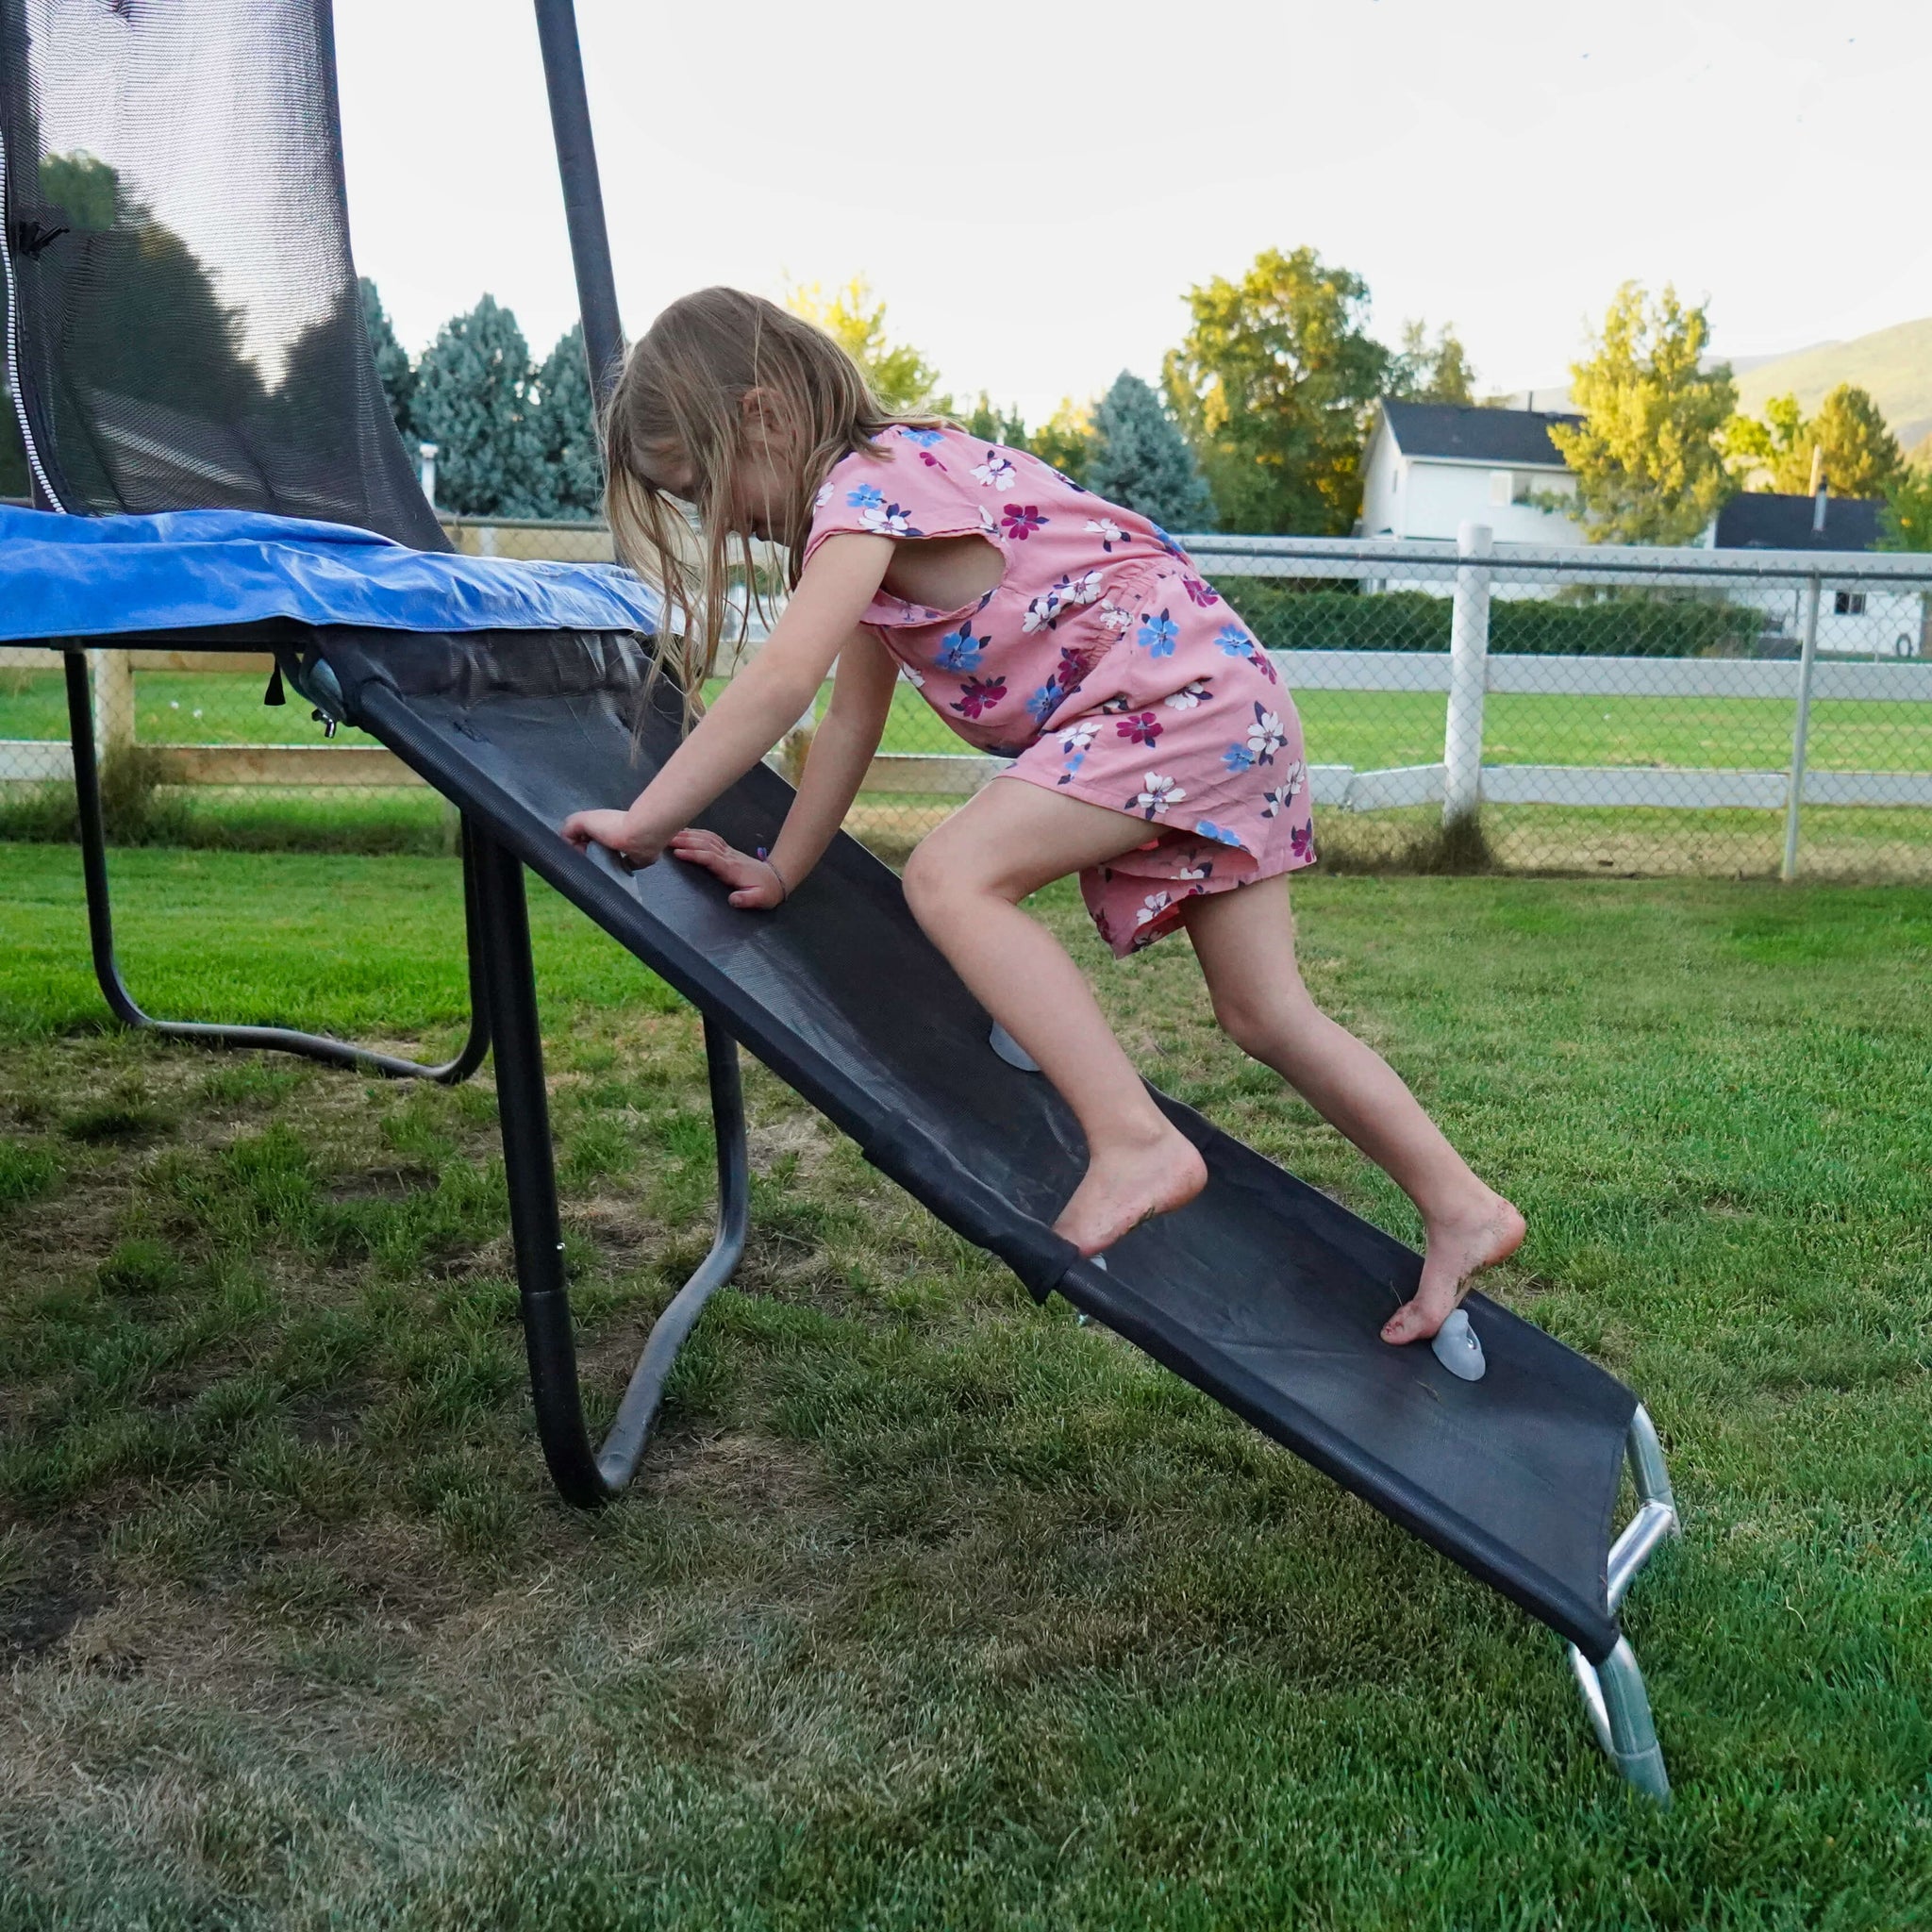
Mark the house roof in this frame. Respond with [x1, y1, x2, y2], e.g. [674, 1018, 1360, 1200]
[1379, 401, 1582, 469]
[1712, 491, 1882, 552]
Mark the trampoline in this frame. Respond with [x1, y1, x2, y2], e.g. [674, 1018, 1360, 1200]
[0, 0, 1681, 1801]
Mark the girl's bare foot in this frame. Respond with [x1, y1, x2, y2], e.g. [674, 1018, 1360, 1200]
[1381, 1191, 1526, 1345]
[1054, 1124, 1208, 1257]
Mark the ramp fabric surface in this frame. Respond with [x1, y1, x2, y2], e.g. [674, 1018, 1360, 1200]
[306, 624, 1639, 1664]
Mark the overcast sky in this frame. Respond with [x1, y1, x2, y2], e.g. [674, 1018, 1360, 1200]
[334, 0, 1932, 424]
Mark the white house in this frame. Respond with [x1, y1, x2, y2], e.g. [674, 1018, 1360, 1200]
[1707, 492, 1924, 659]
[1357, 401, 1586, 545]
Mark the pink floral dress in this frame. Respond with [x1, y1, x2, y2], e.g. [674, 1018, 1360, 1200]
[803, 425, 1315, 957]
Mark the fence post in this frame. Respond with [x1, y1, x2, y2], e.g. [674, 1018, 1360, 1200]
[418, 441, 439, 512]
[1781, 572, 1823, 881]
[1442, 521, 1492, 826]
[91, 649, 136, 770]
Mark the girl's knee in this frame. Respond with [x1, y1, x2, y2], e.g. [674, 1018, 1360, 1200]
[1212, 982, 1321, 1060]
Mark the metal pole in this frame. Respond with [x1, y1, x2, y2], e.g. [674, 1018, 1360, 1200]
[1781, 573, 1822, 882]
[1442, 520, 1492, 826]
[531, 0, 625, 408]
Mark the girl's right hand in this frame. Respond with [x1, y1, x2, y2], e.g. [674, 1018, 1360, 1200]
[667, 828, 787, 909]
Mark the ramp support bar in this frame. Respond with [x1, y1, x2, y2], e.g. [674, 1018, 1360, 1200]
[470, 828, 749, 1505]
[62, 649, 490, 1084]
[1565, 1406, 1678, 1804]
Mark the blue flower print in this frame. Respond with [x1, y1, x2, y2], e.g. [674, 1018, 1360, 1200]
[1149, 523, 1189, 561]
[1026, 679, 1065, 723]
[1194, 821, 1245, 847]
[1137, 608, 1180, 658]
[1221, 744, 1256, 774]
[898, 427, 945, 447]
[1214, 624, 1254, 657]
[846, 481, 885, 510]
[936, 624, 987, 674]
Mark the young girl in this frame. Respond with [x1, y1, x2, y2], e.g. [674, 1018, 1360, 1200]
[562, 288, 1522, 1347]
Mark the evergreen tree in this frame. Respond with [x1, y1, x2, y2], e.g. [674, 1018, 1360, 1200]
[358, 277, 416, 441]
[528, 323, 604, 519]
[962, 392, 1029, 448]
[1086, 372, 1217, 531]
[1723, 384, 1904, 499]
[410, 294, 547, 517]
[1880, 463, 1932, 552]
[1390, 320, 1476, 405]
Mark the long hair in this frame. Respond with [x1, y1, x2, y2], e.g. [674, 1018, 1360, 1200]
[603, 287, 941, 720]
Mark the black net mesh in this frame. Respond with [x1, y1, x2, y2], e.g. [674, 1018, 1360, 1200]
[0, 0, 446, 548]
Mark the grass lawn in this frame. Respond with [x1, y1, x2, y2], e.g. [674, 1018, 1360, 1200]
[0, 844, 1928, 1928]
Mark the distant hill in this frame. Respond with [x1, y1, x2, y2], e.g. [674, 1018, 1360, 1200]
[1733, 317, 1932, 458]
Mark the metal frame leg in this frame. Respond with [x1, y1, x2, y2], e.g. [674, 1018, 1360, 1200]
[1565, 1406, 1679, 1805]
[63, 650, 490, 1083]
[470, 829, 749, 1506]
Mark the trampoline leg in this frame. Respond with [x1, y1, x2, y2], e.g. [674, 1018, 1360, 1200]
[470, 830, 748, 1507]
[62, 651, 490, 1083]
[1568, 1639, 1671, 1806]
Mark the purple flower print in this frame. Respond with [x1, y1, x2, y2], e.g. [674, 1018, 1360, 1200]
[1057, 644, 1093, 690]
[1291, 822, 1314, 860]
[846, 482, 885, 510]
[950, 675, 1008, 721]
[1136, 609, 1180, 658]
[1001, 504, 1048, 541]
[1182, 576, 1221, 608]
[936, 624, 987, 673]
[1250, 646, 1279, 683]
[917, 450, 946, 469]
[1115, 711, 1163, 748]
[1129, 772, 1187, 820]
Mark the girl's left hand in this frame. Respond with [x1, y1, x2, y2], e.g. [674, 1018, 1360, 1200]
[560, 808, 661, 869]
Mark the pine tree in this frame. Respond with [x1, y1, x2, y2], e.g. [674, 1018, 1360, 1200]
[963, 392, 1029, 449]
[410, 295, 548, 518]
[358, 277, 416, 441]
[1086, 372, 1217, 531]
[528, 323, 604, 519]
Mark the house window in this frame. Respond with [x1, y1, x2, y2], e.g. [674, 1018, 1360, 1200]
[1834, 591, 1866, 616]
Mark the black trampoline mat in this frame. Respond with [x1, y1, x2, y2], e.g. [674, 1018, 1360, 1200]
[312, 625, 1637, 1661]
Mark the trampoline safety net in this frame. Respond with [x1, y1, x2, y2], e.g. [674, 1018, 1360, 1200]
[0, 0, 444, 547]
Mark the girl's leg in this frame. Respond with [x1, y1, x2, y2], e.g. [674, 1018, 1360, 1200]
[1179, 877, 1524, 1344]
[900, 778, 1208, 1255]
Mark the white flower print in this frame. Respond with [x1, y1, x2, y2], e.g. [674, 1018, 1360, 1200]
[1085, 517, 1124, 548]
[972, 452, 1018, 491]
[1022, 600, 1053, 636]
[1098, 601, 1134, 631]
[1063, 568, 1104, 606]
[813, 481, 834, 509]
[1134, 891, 1174, 928]
[1058, 720, 1100, 756]
[1133, 771, 1187, 816]
[1175, 863, 1208, 881]
[1247, 708, 1286, 761]
[860, 504, 914, 536]
[901, 664, 925, 689]
[1163, 680, 1212, 711]
[978, 505, 1000, 535]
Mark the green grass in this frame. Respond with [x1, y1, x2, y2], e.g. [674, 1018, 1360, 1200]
[0, 842, 1928, 1926]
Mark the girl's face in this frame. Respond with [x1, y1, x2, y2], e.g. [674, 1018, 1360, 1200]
[642, 391, 801, 545]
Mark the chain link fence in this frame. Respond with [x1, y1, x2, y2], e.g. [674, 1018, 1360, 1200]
[4, 515, 1929, 882]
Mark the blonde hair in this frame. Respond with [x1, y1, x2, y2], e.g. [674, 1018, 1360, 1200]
[604, 287, 941, 718]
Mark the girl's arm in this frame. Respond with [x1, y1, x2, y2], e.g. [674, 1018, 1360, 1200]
[666, 625, 899, 908]
[561, 533, 893, 864]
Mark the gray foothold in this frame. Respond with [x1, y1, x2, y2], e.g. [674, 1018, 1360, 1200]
[1432, 1307, 1486, 1382]
[989, 1022, 1041, 1073]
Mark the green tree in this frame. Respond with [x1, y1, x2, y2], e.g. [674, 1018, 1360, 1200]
[1549, 283, 1736, 545]
[962, 392, 1028, 448]
[527, 323, 604, 519]
[1390, 320, 1476, 404]
[1724, 383, 1905, 500]
[358, 277, 416, 441]
[1028, 397, 1096, 485]
[1162, 245, 1391, 534]
[784, 277, 949, 413]
[1879, 464, 1932, 552]
[410, 295, 548, 517]
[1086, 372, 1216, 530]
